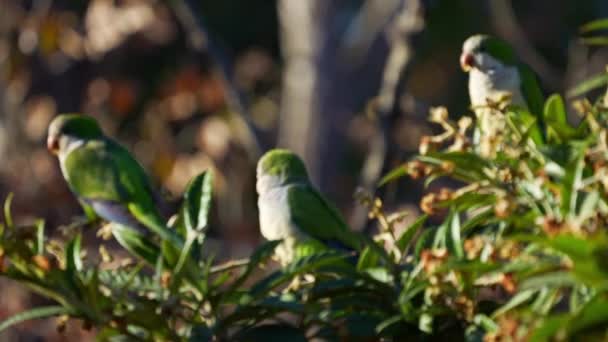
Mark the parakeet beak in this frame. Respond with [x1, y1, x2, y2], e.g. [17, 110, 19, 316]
[47, 135, 59, 155]
[460, 53, 475, 72]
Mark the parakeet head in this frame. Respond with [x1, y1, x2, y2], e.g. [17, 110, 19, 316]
[47, 114, 104, 155]
[460, 34, 517, 73]
[257, 149, 309, 192]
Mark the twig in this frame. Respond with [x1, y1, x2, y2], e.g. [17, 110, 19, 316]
[209, 258, 250, 274]
[169, 0, 263, 161]
[353, 0, 425, 233]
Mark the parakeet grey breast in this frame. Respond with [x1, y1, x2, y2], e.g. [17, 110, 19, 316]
[468, 54, 525, 108]
[257, 184, 301, 241]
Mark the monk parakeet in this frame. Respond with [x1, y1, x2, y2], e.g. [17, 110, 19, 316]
[460, 34, 544, 156]
[256, 149, 360, 265]
[47, 114, 182, 249]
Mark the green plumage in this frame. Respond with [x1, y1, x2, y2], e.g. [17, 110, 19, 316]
[257, 149, 362, 264]
[49, 114, 182, 248]
[287, 184, 360, 250]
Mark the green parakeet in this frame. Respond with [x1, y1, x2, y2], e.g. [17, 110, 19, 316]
[256, 149, 361, 265]
[47, 114, 182, 250]
[461, 34, 545, 156]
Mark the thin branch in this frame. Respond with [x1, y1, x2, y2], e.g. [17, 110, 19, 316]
[209, 258, 250, 274]
[353, 0, 425, 233]
[169, 0, 263, 161]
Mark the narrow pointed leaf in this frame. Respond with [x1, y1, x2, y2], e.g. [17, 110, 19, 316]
[567, 73, 608, 98]
[0, 306, 71, 332]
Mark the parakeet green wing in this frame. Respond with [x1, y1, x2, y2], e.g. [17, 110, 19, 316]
[517, 64, 545, 144]
[63, 139, 182, 247]
[287, 184, 360, 251]
[518, 64, 544, 117]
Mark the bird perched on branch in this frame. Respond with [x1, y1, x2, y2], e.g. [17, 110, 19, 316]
[460, 34, 544, 156]
[47, 114, 183, 254]
[256, 149, 361, 265]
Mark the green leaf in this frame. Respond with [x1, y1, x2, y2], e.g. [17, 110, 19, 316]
[580, 18, 608, 33]
[544, 94, 567, 125]
[65, 233, 83, 273]
[447, 211, 464, 259]
[567, 73, 608, 98]
[578, 191, 600, 222]
[519, 272, 577, 291]
[493, 289, 537, 317]
[473, 314, 498, 332]
[418, 313, 433, 334]
[418, 152, 490, 182]
[3, 193, 13, 229]
[528, 314, 569, 342]
[171, 232, 196, 278]
[520, 234, 608, 284]
[414, 227, 436, 258]
[561, 155, 585, 217]
[567, 293, 608, 336]
[543, 94, 578, 143]
[35, 219, 45, 255]
[506, 108, 543, 146]
[365, 267, 393, 283]
[581, 36, 608, 46]
[111, 224, 161, 265]
[396, 214, 427, 254]
[356, 246, 379, 270]
[376, 315, 404, 335]
[0, 306, 71, 332]
[378, 164, 409, 187]
[182, 171, 214, 233]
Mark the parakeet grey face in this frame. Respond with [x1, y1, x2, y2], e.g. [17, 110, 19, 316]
[460, 34, 517, 73]
[256, 149, 309, 193]
[47, 114, 103, 155]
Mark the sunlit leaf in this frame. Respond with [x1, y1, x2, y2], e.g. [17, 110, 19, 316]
[581, 36, 608, 46]
[65, 233, 83, 273]
[0, 306, 71, 332]
[378, 164, 409, 187]
[447, 211, 464, 259]
[580, 19, 608, 33]
[182, 170, 214, 233]
[396, 214, 427, 254]
[567, 73, 608, 98]
[3, 193, 14, 229]
[493, 289, 537, 317]
[111, 224, 161, 265]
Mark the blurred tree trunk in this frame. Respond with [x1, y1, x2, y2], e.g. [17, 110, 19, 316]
[277, 0, 394, 194]
[277, 0, 321, 182]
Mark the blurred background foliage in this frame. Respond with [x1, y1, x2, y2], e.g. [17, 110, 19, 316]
[0, 0, 607, 340]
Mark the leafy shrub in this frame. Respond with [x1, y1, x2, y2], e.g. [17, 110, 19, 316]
[3, 19, 608, 342]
